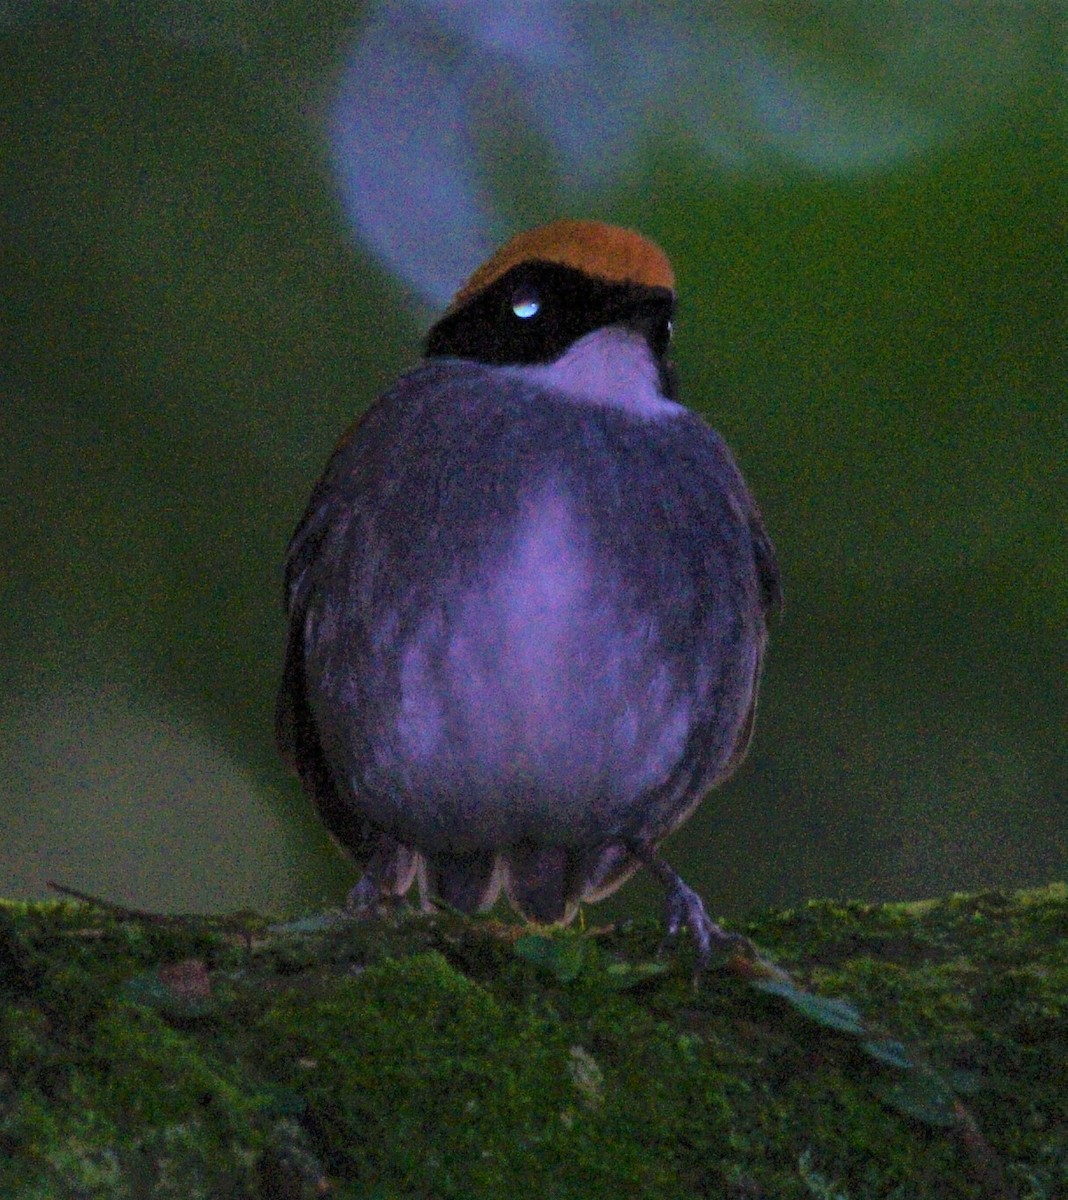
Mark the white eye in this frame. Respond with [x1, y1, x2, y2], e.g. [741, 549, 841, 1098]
[511, 287, 541, 319]
[666, 319, 673, 341]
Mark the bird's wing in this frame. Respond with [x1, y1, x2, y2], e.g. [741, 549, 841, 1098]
[275, 406, 377, 766]
[748, 502, 782, 623]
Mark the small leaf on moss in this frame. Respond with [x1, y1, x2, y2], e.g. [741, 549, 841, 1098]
[751, 977, 800, 1000]
[730, 953, 793, 986]
[861, 1038, 913, 1070]
[268, 912, 348, 934]
[753, 979, 866, 1034]
[514, 934, 586, 982]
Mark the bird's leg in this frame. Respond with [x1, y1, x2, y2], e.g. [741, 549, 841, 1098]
[345, 873, 389, 915]
[628, 843, 755, 971]
[345, 840, 419, 916]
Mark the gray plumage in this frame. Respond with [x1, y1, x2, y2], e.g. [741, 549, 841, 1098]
[278, 357, 779, 925]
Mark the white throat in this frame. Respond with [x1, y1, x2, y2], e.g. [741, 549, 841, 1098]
[512, 326, 682, 418]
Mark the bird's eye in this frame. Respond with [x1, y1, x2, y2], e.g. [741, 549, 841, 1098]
[651, 317, 673, 357]
[511, 286, 541, 319]
[666, 319, 673, 342]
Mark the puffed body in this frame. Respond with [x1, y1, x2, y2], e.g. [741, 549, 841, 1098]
[278, 356, 778, 923]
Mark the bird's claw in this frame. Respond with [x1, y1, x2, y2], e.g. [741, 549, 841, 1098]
[344, 875, 409, 918]
[630, 844, 754, 976]
[660, 875, 753, 972]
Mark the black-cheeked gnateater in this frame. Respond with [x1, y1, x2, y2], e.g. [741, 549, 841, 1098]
[277, 220, 781, 964]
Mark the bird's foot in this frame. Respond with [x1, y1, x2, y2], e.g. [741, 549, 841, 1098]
[344, 875, 410, 918]
[342, 841, 420, 917]
[629, 843, 755, 975]
[660, 873, 754, 971]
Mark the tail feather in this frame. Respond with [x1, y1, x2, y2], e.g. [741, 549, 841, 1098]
[421, 849, 503, 913]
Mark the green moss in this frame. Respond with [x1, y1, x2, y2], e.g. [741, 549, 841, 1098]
[0, 886, 1065, 1198]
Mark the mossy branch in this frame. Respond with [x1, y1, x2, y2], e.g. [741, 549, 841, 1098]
[1, 884, 1065, 1199]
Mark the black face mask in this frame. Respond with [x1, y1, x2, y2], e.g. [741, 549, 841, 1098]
[425, 260, 675, 392]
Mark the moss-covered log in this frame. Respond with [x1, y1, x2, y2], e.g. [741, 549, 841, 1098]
[1, 884, 1065, 1199]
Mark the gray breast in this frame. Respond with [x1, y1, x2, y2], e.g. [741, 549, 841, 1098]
[369, 479, 700, 850]
[301, 362, 768, 861]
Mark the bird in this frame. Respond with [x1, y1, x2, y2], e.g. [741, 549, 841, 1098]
[276, 219, 780, 965]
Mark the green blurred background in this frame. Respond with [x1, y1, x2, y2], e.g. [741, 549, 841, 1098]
[1, 4, 1064, 919]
